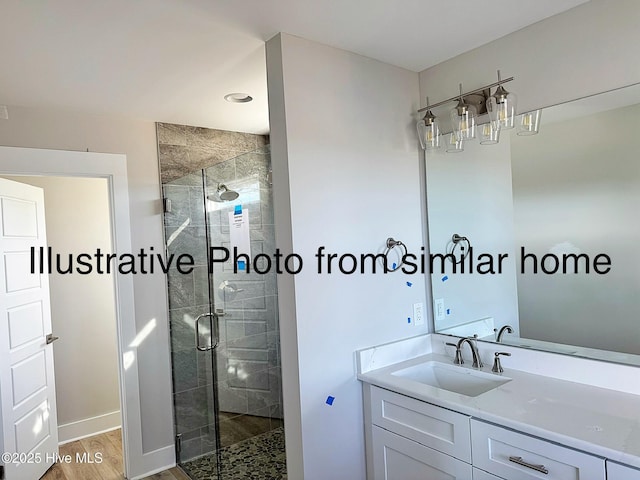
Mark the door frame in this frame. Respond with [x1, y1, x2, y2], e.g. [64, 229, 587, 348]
[0, 146, 140, 478]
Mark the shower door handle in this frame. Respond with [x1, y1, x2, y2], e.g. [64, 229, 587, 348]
[195, 313, 219, 351]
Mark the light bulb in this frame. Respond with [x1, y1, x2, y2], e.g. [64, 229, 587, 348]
[498, 105, 508, 122]
[479, 121, 500, 145]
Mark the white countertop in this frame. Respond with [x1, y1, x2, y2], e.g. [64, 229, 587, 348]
[357, 334, 640, 469]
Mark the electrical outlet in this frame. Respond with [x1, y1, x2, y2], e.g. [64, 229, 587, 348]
[413, 302, 424, 326]
[435, 298, 445, 321]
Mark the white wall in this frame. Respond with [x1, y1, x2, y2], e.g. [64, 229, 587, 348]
[4, 175, 121, 441]
[267, 33, 427, 479]
[425, 137, 519, 334]
[0, 109, 173, 459]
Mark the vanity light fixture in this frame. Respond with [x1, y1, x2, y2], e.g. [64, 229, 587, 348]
[450, 83, 477, 141]
[417, 72, 540, 152]
[416, 97, 441, 150]
[487, 70, 517, 130]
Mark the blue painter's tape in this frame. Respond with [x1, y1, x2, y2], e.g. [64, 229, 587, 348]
[406, 281, 412, 287]
[407, 317, 411, 324]
[234, 205, 242, 215]
[237, 260, 246, 271]
[446, 309, 451, 315]
[442, 275, 449, 282]
[326, 396, 335, 406]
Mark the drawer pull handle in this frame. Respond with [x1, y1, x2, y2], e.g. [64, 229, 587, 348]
[508, 456, 549, 474]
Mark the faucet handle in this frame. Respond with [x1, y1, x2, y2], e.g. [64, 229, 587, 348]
[492, 351, 511, 373]
[446, 342, 464, 365]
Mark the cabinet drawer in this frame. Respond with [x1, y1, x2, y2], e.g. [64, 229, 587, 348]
[607, 460, 640, 479]
[372, 425, 472, 480]
[471, 420, 605, 480]
[370, 386, 471, 462]
[473, 467, 503, 480]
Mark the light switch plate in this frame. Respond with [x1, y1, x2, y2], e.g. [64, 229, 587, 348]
[435, 298, 445, 321]
[413, 302, 424, 326]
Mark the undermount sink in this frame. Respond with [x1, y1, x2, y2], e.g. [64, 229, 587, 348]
[391, 360, 511, 397]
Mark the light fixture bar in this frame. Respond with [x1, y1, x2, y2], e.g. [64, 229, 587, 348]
[418, 76, 514, 113]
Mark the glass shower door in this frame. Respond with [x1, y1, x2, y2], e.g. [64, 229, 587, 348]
[164, 147, 286, 480]
[202, 148, 286, 479]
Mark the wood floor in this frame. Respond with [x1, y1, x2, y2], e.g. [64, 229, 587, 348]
[40, 429, 190, 480]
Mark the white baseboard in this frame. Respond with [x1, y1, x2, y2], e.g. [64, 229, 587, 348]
[58, 410, 121, 445]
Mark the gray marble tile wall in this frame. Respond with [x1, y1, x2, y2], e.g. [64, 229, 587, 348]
[157, 123, 268, 184]
[157, 123, 281, 463]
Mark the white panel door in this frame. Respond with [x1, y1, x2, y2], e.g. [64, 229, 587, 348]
[0, 178, 58, 480]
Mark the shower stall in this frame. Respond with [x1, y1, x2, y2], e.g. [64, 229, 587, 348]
[160, 140, 286, 479]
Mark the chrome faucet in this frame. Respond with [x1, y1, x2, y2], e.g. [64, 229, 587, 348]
[456, 336, 484, 368]
[495, 325, 514, 343]
[492, 351, 511, 373]
[446, 342, 464, 365]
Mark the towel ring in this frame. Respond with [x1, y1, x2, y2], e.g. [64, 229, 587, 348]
[384, 237, 407, 272]
[448, 233, 471, 264]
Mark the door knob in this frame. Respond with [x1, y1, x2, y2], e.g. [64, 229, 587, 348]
[46, 333, 60, 345]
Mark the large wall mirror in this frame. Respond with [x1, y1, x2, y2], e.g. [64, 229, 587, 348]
[425, 82, 640, 366]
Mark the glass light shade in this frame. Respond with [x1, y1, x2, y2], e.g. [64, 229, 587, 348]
[487, 86, 517, 130]
[517, 109, 542, 136]
[445, 132, 464, 153]
[479, 122, 500, 145]
[450, 101, 477, 140]
[416, 111, 441, 150]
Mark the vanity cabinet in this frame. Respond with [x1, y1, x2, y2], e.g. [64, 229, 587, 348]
[607, 460, 640, 479]
[471, 419, 605, 479]
[472, 468, 503, 479]
[363, 385, 622, 480]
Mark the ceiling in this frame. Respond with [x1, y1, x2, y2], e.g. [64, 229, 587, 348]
[0, 0, 588, 134]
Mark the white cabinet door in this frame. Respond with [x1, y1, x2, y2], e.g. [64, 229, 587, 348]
[372, 425, 472, 480]
[370, 386, 471, 462]
[473, 467, 503, 479]
[607, 461, 640, 479]
[0, 178, 58, 480]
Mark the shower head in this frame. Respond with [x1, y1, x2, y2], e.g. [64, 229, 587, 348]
[219, 185, 239, 201]
[208, 184, 239, 202]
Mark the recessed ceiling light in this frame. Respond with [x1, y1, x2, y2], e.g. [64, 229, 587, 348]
[224, 93, 253, 103]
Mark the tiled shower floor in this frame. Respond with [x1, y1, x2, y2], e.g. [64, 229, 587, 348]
[181, 427, 287, 480]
